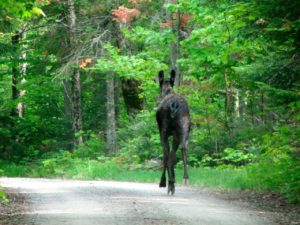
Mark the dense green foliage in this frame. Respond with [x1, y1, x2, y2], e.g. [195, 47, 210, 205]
[0, 0, 299, 203]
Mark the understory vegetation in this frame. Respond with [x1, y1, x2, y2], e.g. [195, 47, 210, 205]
[0, 0, 299, 203]
[1, 126, 299, 203]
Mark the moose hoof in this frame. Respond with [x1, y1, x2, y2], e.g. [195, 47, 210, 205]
[183, 178, 189, 186]
[159, 180, 166, 188]
[167, 184, 175, 195]
[159, 177, 166, 187]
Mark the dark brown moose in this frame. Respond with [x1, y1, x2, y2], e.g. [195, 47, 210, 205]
[156, 70, 191, 195]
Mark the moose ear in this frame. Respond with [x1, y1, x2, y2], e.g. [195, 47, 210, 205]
[158, 70, 164, 84]
[170, 70, 176, 86]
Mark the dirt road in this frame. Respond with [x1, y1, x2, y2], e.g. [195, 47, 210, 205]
[0, 178, 277, 225]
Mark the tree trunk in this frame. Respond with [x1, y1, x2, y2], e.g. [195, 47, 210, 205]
[241, 90, 248, 120]
[11, 33, 20, 117]
[11, 32, 26, 118]
[116, 21, 144, 115]
[121, 79, 143, 115]
[62, 79, 73, 149]
[234, 88, 240, 118]
[67, 0, 83, 145]
[224, 69, 233, 137]
[106, 73, 116, 154]
[260, 91, 265, 126]
[224, 69, 231, 135]
[71, 69, 83, 144]
[62, 80, 72, 120]
[18, 31, 28, 118]
[250, 92, 255, 126]
[166, 0, 181, 86]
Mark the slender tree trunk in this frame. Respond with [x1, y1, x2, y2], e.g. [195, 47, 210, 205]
[224, 69, 231, 135]
[116, 22, 143, 115]
[242, 90, 248, 120]
[62, 80, 72, 120]
[121, 79, 143, 115]
[260, 91, 265, 126]
[71, 69, 83, 144]
[106, 73, 116, 154]
[234, 88, 240, 118]
[175, 10, 182, 86]
[250, 92, 255, 126]
[205, 99, 214, 153]
[67, 0, 83, 145]
[166, 0, 182, 86]
[215, 134, 219, 153]
[62, 79, 73, 149]
[18, 31, 28, 118]
[11, 31, 26, 118]
[11, 33, 20, 117]
[58, 9, 73, 148]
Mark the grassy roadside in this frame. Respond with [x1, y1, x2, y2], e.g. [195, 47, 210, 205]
[1, 158, 299, 203]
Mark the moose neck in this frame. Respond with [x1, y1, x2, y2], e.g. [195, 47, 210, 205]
[160, 89, 173, 100]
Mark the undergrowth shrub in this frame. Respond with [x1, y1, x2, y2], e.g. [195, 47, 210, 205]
[239, 125, 300, 203]
[0, 186, 8, 204]
[73, 136, 105, 159]
[118, 111, 162, 162]
[200, 148, 255, 167]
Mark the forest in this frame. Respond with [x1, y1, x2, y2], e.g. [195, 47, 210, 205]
[0, 0, 299, 203]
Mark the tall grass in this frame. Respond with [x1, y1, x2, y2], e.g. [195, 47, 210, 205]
[0, 160, 31, 177]
[1, 157, 299, 203]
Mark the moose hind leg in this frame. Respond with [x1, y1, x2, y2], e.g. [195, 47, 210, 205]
[167, 136, 179, 195]
[168, 182, 175, 195]
[159, 134, 169, 188]
[159, 152, 167, 187]
[167, 150, 176, 195]
[182, 139, 189, 185]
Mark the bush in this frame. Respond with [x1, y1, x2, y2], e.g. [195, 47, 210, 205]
[118, 111, 162, 162]
[200, 148, 255, 167]
[244, 126, 300, 203]
[73, 136, 105, 159]
[0, 187, 8, 204]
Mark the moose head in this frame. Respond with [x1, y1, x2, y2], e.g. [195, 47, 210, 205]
[158, 70, 176, 98]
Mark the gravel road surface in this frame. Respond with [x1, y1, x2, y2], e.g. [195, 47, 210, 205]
[0, 178, 277, 225]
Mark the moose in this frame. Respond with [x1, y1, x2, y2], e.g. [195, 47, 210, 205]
[156, 70, 191, 195]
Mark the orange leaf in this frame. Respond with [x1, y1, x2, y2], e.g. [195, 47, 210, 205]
[79, 58, 93, 68]
[112, 6, 140, 24]
[160, 20, 173, 28]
